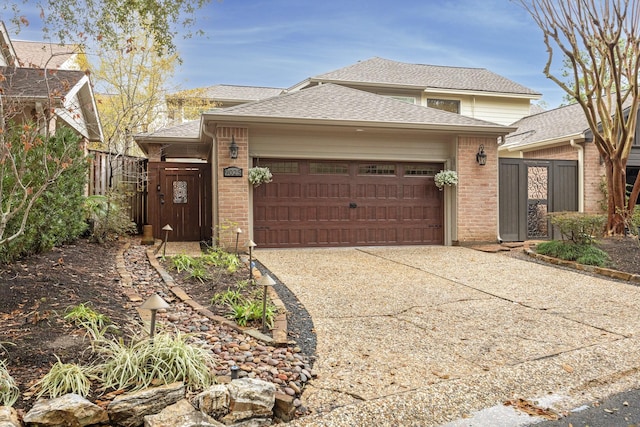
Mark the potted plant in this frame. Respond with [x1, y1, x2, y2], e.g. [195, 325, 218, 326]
[248, 166, 273, 187]
[434, 170, 458, 190]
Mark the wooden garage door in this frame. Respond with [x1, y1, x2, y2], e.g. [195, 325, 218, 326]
[253, 160, 444, 247]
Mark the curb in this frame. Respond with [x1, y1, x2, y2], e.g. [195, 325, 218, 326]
[523, 247, 640, 284]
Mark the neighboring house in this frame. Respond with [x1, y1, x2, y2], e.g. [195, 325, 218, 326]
[166, 84, 284, 124]
[135, 57, 547, 248]
[10, 40, 81, 69]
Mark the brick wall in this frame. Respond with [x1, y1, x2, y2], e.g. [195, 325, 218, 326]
[583, 142, 606, 213]
[216, 127, 250, 249]
[456, 136, 498, 243]
[524, 145, 579, 160]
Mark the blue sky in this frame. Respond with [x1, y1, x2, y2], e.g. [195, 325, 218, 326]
[6, 0, 566, 109]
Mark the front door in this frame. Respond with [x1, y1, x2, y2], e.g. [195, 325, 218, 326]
[159, 167, 204, 241]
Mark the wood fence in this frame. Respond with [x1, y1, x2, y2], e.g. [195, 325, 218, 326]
[88, 150, 148, 230]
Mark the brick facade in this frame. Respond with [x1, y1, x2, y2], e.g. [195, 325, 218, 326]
[456, 136, 499, 243]
[583, 142, 606, 213]
[216, 127, 250, 249]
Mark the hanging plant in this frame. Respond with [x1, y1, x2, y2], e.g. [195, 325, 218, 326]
[248, 166, 273, 187]
[434, 170, 458, 190]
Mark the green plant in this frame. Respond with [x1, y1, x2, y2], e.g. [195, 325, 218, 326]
[188, 265, 210, 283]
[547, 211, 606, 245]
[248, 166, 273, 187]
[83, 190, 138, 243]
[64, 302, 111, 331]
[34, 356, 95, 399]
[227, 300, 277, 328]
[170, 253, 197, 273]
[96, 331, 215, 392]
[0, 359, 19, 407]
[202, 247, 241, 273]
[434, 170, 458, 189]
[536, 240, 610, 267]
[210, 288, 244, 306]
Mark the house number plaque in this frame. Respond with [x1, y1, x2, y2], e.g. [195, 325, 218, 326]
[223, 166, 243, 178]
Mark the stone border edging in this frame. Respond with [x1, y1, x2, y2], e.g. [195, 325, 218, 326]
[523, 246, 640, 283]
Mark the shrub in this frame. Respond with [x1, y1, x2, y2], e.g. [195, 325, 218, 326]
[0, 127, 88, 262]
[227, 299, 277, 328]
[34, 356, 95, 399]
[96, 331, 215, 392]
[536, 240, 610, 267]
[0, 359, 19, 407]
[64, 302, 112, 333]
[84, 190, 137, 243]
[548, 212, 606, 245]
[202, 247, 240, 273]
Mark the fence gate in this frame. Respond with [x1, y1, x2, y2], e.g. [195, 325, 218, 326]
[499, 159, 578, 242]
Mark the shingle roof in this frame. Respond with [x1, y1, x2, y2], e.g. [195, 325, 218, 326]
[11, 40, 79, 69]
[503, 102, 590, 148]
[205, 83, 509, 130]
[139, 120, 200, 139]
[305, 57, 541, 97]
[172, 84, 284, 102]
[0, 67, 85, 99]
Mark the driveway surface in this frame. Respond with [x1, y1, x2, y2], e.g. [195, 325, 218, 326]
[255, 246, 640, 426]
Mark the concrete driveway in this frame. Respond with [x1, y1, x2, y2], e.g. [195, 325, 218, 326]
[255, 246, 640, 426]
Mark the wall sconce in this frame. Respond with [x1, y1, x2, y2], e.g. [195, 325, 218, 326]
[229, 136, 239, 159]
[476, 144, 487, 166]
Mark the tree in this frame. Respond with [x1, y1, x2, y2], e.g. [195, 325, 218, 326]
[4, 0, 211, 57]
[517, 0, 640, 234]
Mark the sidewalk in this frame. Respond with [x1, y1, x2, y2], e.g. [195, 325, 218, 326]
[255, 246, 640, 426]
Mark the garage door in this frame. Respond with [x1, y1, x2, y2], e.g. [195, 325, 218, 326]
[253, 160, 444, 247]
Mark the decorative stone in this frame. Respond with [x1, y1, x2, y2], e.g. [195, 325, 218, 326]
[0, 406, 22, 427]
[23, 394, 109, 426]
[108, 382, 185, 427]
[143, 399, 223, 427]
[273, 391, 296, 422]
[221, 378, 275, 424]
[196, 384, 230, 419]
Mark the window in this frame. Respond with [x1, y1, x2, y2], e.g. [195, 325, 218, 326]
[404, 164, 441, 176]
[386, 95, 417, 104]
[310, 162, 348, 174]
[427, 98, 460, 114]
[173, 181, 187, 204]
[358, 164, 395, 175]
[261, 161, 299, 174]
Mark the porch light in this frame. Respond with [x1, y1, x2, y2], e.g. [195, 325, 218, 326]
[229, 136, 239, 159]
[140, 293, 170, 338]
[476, 145, 487, 166]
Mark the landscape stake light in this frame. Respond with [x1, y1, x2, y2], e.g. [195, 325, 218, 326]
[140, 293, 170, 338]
[258, 274, 276, 332]
[230, 365, 239, 380]
[162, 224, 173, 257]
[248, 240, 257, 282]
[235, 227, 243, 256]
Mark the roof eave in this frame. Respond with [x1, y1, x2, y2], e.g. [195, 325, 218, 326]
[500, 132, 587, 152]
[202, 114, 515, 135]
[424, 88, 542, 100]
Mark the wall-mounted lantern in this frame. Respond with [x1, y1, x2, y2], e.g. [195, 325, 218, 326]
[476, 144, 487, 166]
[229, 136, 239, 159]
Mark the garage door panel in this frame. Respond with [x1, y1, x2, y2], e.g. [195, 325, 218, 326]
[253, 160, 444, 247]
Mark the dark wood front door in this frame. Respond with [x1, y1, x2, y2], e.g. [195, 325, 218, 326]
[253, 160, 444, 247]
[159, 167, 205, 241]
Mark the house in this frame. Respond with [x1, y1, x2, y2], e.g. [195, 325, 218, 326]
[135, 57, 544, 248]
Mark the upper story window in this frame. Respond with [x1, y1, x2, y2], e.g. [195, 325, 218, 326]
[427, 98, 460, 114]
[388, 96, 417, 104]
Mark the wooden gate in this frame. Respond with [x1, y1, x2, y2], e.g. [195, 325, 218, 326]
[499, 159, 578, 242]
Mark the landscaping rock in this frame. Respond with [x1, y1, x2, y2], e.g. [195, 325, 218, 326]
[0, 406, 21, 427]
[108, 382, 185, 427]
[220, 379, 275, 425]
[273, 391, 296, 422]
[196, 385, 230, 419]
[143, 399, 223, 427]
[23, 393, 108, 426]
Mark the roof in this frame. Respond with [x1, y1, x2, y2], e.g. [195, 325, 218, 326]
[171, 84, 284, 103]
[203, 83, 512, 133]
[139, 120, 200, 139]
[0, 67, 86, 99]
[11, 40, 79, 69]
[294, 57, 541, 97]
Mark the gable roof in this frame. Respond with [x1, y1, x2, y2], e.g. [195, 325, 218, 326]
[0, 22, 17, 66]
[139, 120, 200, 140]
[171, 84, 284, 103]
[203, 83, 513, 133]
[0, 67, 85, 100]
[11, 40, 79, 69]
[291, 57, 541, 98]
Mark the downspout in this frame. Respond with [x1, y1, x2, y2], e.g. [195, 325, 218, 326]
[202, 122, 218, 239]
[570, 139, 585, 212]
[496, 135, 506, 243]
